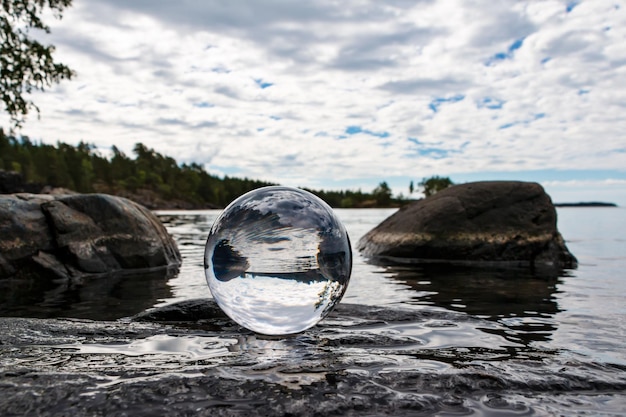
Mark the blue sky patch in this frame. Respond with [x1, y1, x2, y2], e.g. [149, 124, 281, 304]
[345, 126, 390, 138]
[454, 169, 626, 184]
[509, 38, 524, 52]
[407, 137, 450, 159]
[566, 1, 579, 13]
[346, 126, 362, 135]
[499, 113, 546, 130]
[254, 79, 273, 89]
[486, 37, 526, 65]
[477, 97, 504, 110]
[429, 94, 465, 112]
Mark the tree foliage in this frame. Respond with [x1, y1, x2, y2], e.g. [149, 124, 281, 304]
[372, 181, 392, 206]
[1, 0, 74, 128]
[0, 129, 415, 208]
[418, 175, 454, 197]
[0, 129, 275, 207]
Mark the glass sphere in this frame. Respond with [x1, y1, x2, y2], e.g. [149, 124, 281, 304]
[204, 186, 352, 335]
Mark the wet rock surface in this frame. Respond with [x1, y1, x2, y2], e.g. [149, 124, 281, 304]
[0, 193, 181, 281]
[1, 300, 625, 416]
[358, 181, 577, 268]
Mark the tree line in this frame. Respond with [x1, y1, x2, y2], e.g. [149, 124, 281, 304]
[0, 130, 427, 208]
[0, 130, 274, 207]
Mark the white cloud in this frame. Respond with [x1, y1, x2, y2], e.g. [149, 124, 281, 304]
[3, 0, 625, 203]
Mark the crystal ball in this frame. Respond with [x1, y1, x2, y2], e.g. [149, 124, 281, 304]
[204, 186, 352, 335]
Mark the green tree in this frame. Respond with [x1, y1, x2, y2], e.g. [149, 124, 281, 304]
[1, 0, 75, 128]
[373, 181, 392, 206]
[418, 175, 454, 197]
[110, 145, 134, 186]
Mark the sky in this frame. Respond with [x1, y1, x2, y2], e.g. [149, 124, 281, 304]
[4, 0, 626, 205]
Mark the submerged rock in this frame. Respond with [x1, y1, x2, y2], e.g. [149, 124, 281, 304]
[358, 181, 577, 268]
[0, 193, 181, 281]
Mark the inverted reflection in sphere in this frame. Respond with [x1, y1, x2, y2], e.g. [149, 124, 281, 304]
[204, 186, 352, 335]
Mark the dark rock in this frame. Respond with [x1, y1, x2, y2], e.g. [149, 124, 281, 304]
[0, 193, 181, 280]
[357, 181, 577, 268]
[2, 303, 625, 416]
[0, 170, 43, 194]
[133, 298, 228, 322]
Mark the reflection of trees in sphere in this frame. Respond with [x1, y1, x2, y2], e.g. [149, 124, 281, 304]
[204, 186, 352, 335]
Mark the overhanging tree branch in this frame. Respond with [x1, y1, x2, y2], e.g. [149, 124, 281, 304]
[1, 0, 74, 129]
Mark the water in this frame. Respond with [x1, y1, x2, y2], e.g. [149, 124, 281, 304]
[204, 186, 351, 335]
[153, 207, 626, 412]
[159, 207, 626, 357]
[2, 206, 626, 415]
[159, 207, 626, 355]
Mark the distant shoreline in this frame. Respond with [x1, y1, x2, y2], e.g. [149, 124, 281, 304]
[554, 202, 618, 207]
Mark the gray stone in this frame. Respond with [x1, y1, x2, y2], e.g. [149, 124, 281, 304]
[358, 181, 577, 268]
[0, 193, 181, 280]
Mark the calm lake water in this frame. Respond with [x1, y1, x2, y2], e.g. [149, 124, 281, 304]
[2, 206, 625, 415]
[153, 207, 626, 414]
[156, 207, 626, 364]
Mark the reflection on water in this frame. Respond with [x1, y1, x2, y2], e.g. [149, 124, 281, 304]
[165, 205, 566, 349]
[380, 263, 562, 345]
[2, 207, 623, 363]
[0, 208, 582, 348]
[0, 266, 177, 320]
[69, 333, 234, 360]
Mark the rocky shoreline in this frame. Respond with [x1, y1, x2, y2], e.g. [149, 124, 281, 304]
[1, 299, 625, 416]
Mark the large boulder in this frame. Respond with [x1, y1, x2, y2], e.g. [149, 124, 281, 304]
[0, 193, 181, 280]
[357, 181, 577, 268]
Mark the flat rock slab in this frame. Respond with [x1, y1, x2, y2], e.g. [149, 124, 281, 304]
[0, 193, 181, 280]
[358, 181, 577, 268]
[1, 299, 624, 416]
